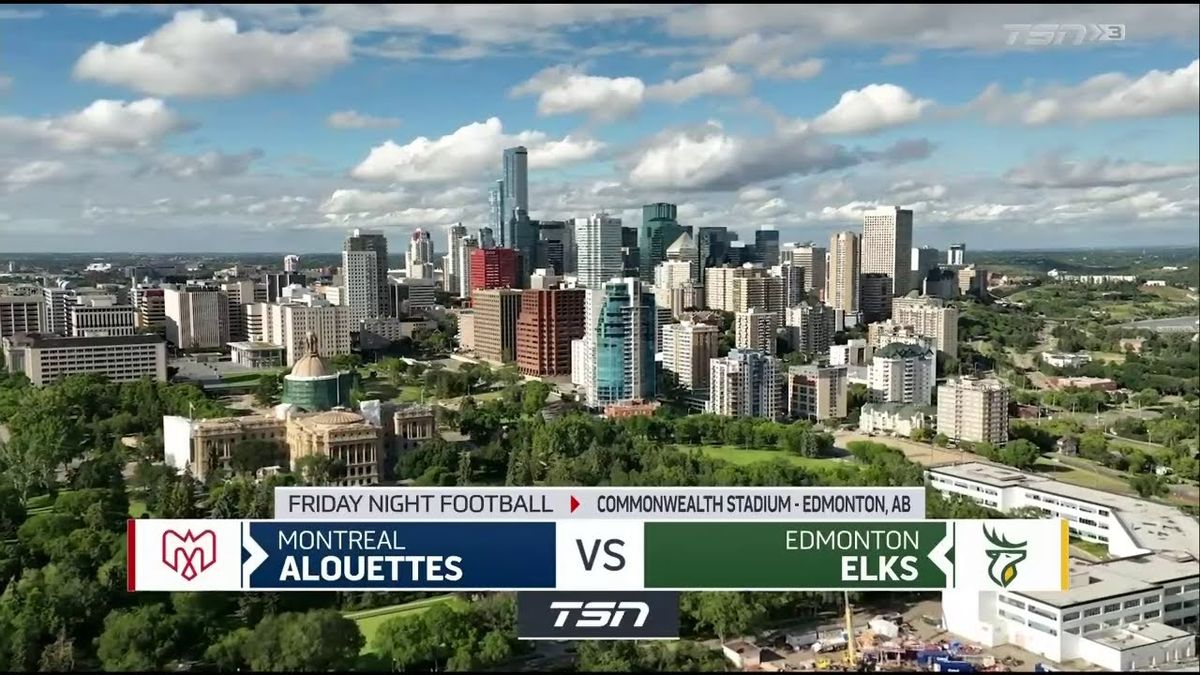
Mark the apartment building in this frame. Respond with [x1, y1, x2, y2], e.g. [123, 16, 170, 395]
[937, 377, 1009, 445]
[661, 320, 719, 391]
[786, 364, 848, 421]
[473, 288, 522, 364]
[867, 342, 935, 405]
[707, 349, 784, 419]
[735, 308, 777, 355]
[892, 294, 959, 356]
[785, 302, 836, 355]
[516, 288, 585, 376]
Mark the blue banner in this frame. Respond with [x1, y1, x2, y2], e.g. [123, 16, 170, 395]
[244, 521, 556, 590]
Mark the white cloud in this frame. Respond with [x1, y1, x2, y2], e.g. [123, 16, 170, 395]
[0, 98, 191, 151]
[974, 59, 1200, 125]
[881, 52, 917, 66]
[140, 149, 264, 179]
[1004, 154, 1199, 188]
[73, 10, 351, 97]
[511, 65, 645, 121]
[647, 64, 750, 102]
[715, 33, 824, 80]
[350, 117, 604, 182]
[888, 179, 948, 202]
[2, 160, 86, 191]
[759, 58, 824, 80]
[811, 84, 932, 135]
[320, 188, 406, 215]
[327, 110, 402, 129]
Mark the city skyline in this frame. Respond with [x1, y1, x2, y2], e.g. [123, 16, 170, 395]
[0, 5, 1198, 253]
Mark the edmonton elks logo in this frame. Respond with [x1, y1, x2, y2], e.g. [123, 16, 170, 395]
[983, 525, 1027, 588]
[162, 529, 217, 581]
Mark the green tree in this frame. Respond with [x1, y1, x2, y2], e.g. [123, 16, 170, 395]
[910, 427, 934, 443]
[331, 353, 363, 373]
[1133, 387, 1161, 408]
[253, 373, 282, 407]
[230, 439, 281, 474]
[933, 432, 950, 448]
[998, 439, 1041, 470]
[521, 380, 552, 417]
[97, 604, 181, 671]
[243, 610, 363, 672]
[1129, 474, 1169, 499]
[294, 454, 346, 487]
[681, 592, 767, 641]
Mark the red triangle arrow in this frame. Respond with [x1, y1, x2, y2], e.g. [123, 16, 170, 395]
[569, 495, 580, 513]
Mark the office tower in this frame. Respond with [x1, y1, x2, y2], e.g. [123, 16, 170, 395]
[923, 267, 959, 300]
[828, 231, 860, 313]
[478, 227, 496, 250]
[726, 241, 749, 266]
[454, 235, 479, 298]
[937, 377, 1009, 445]
[891, 295, 958, 356]
[2, 333, 167, 386]
[860, 273, 894, 323]
[42, 283, 71, 335]
[620, 226, 640, 279]
[163, 286, 229, 350]
[0, 289, 42, 337]
[697, 226, 734, 283]
[591, 278, 656, 406]
[406, 229, 435, 280]
[735, 308, 778, 354]
[131, 286, 165, 333]
[861, 206, 913, 297]
[574, 213, 623, 290]
[731, 270, 785, 315]
[444, 223, 468, 294]
[343, 228, 389, 318]
[654, 305, 674, 353]
[707, 349, 784, 419]
[69, 296, 135, 338]
[755, 228, 781, 266]
[661, 321, 719, 391]
[535, 220, 574, 275]
[958, 265, 987, 299]
[785, 302, 836, 355]
[219, 279, 259, 342]
[258, 301, 351, 367]
[665, 232, 700, 283]
[948, 243, 966, 267]
[516, 288, 585, 376]
[911, 246, 940, 293]
[638, 202, 684, 283]
[473, 288, 522, 363]
[401, 278, 437, 311]
[787, 364, 848, 421]
[283, 255, 300, 273]
[776, 262, 806, 307]
[790, 244, 826, 296]
[469, 248, 520, 298]
[488, 180, 505, 241]
[502, 147, 528, 225]
[266, 272, 306, 303]
[868, 342, 935, 405]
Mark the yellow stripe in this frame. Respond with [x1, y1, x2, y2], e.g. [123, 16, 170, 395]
[1060, 519, 1070, 590]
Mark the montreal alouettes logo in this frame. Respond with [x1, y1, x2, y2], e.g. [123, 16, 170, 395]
[162, 529, 217, 581]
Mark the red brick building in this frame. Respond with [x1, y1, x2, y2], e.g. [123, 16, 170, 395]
[515, 288, 585, 376]
[469, 248, 520, 299]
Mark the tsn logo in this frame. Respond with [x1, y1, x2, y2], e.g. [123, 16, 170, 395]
[550, 601, 650, 628]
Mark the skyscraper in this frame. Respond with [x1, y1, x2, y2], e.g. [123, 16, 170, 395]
[828, 231, 860, 314]
[892, 295, 958, 357]
[473, 288, 522, 364]
[755, 228, 781, 267]
[516, 288, 585, 376]
[343, 229, 390, 317]
[697, 226, 734, 283]
[444, 223, 468, 295]
[478, 227, 496, 250]
[574, 213, 623, 290]
[665, 232, 700, 283]
[790, 244, 826, 296]
[534, 220, 575, 275]
[469, 248, 520, 298]
[638, 203, 684, 283]
[502, 147, 528, 218]
[283, 255, 300, 273]
[948, 243, 966, 266]
[861, 206, 913, 298]
[621, 226, 641, 279]
[455, 235, 479, 298]
[488, 180, 505, 241]
[592, 278, 656, 406]
[911, 246, 941, 293]
[860, 273, 894, 323]
[407, 229, 434, 280]
[735, 308, 778, 355]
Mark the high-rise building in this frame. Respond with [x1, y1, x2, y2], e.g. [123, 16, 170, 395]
[785, 302, 836, 355]
[754, 228, 781, 267]
[861, 206, 913, 298]
[266, 272, 306, 303]
[534, 220, 575, 275]
[478, 227, 496, 250]
[775, 261, 806, 307]
[911, 246, 941, 293]
[790, 244, 826, 296]
[454, 235, 479, 298]
[444, 223, 468, 294]
[0, 289, 43, 338]
[707, 349, 784, 419]
[661, 321, 719, 392]
[787, 364, 848, 421]
[220, 279, 261, 342]
[891, 295, 958, 356]
[407, 229, 435, 280]
[620, 226, 641, 279]
[591, 278, 656, 406]
[283, 255, 300, 273]
[574, 213, 623, 290]
[70, 295, 135, 338]
[860, 273, 894, 323]
[867, 320, 929, 351]
[947, 243, 966, 267]
[923, 267, 959, 300]
[706, 264, 784, 315]
[258, 300, 351, 367]
[697, 226, 735, 283]
[665, 232, 700, 283]
[638, 203, 684, 283]
[937, 377, 1009, 445]
[828, 231, 860, 313]
[131, 285, 165, 333]
[343, 229, 389, 318]
[868, 342, 935, 405]
[502, 147, 528, 225]
[516, 288, 585, 376]
[488, 180, 505, 242]
[164, 286, 229, 350]
[957, 264, 987, 299]
[653, 260, 693, 313]
[735, 308, 778, 355]
[42, 283, 71, 335]
[469, 247, 520, 298]
[529, 268, 560, 290]
[473, 288, 522, 364]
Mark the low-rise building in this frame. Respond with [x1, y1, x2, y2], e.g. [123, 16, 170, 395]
[2, 332, 167, 386]
[228, 341, 285, 369]
[858, 402, 932, 436]
[1043, 352, 1093, 368]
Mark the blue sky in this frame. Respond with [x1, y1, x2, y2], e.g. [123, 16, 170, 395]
[0, 4, 1197, 253]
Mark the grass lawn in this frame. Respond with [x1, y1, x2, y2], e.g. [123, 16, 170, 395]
[679, 444, 842, 472]
[1035, 457, 1134, 495]
[1070, 536, 1111, 560]
[1087, 351, 1126, 364]
[346, 595, 462, 654]
[395, 386, 426, 403]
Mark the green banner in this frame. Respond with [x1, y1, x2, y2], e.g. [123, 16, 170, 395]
[644, 522, 952, 589]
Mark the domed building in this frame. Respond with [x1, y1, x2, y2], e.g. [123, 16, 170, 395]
[282, 332, 355, 411]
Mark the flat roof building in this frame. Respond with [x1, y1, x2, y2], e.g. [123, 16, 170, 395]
[2, 332, 167, 386]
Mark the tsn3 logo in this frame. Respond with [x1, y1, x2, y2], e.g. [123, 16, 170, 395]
[550, 601, 650, 628]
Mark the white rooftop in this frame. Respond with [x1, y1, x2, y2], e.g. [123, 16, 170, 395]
[1084, 622, 1192, 650]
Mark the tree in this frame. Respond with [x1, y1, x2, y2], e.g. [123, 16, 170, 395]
[933, 432, 950, 448]
[1129, 474, 1169, 499]
[230, 439, 281, 474]
[1133, 387, 1161, 408]
[254, 373, 282, 407]
[910, 427, 934, 443]
[243, 610, 363, 672]
[331, 353, 363, 373]
[681, 592, 767, 641]
[294, 454, 346, 486]
[97, 604, 181, 671]
[521, 380, 552, 417]
[998, 439, 1041, 470]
